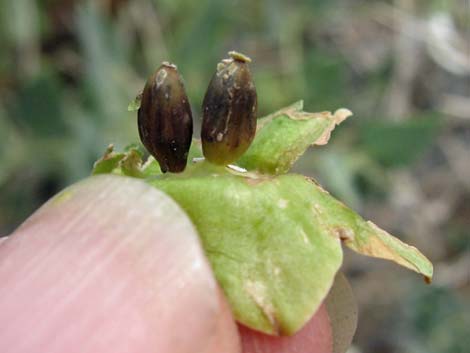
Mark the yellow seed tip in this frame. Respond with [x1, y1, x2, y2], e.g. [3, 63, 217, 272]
[228, 51, 252, 63]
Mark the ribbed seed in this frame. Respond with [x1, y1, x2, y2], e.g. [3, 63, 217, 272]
[201, 51, 257, 165]
[138, 62, 193, 173]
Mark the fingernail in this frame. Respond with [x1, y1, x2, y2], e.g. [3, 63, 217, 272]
[0, 175, 221, 353]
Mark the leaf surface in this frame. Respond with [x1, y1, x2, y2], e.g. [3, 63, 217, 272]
[149, 165, 343, 335]
[237, 101, 352, 174]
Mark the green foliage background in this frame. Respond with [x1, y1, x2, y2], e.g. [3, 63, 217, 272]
[0, 0, 468, 352]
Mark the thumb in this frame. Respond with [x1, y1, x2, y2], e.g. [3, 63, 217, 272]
[0, 175, 240, 353]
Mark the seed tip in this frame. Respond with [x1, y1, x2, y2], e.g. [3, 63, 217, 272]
[228, 51, 252, 63]
[161, 61, 177, 70]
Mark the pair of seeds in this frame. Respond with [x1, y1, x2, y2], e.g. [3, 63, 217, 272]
[138, 51, 257, 173]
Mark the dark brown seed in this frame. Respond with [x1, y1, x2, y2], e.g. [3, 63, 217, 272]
[138, 62, 193, 173]
[201, 51, 257, 165]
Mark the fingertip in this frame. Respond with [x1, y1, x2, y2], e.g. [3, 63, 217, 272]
[205, 288, 242, 353]
[0, 175, 222, 353]
[238, 304, 333, 353]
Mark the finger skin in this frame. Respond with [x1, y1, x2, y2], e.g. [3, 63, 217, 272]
[205, 288, 242, 353]
[239, 304, 333, 353]
[0, 175, 239, 353]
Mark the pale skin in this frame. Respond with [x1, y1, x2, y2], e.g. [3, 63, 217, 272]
[0, 175, 332, 353]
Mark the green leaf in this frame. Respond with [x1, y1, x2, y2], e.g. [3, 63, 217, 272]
[237, 101, 352, 174]
[92, 144, 125, 175]
[150, 164, 343, 335]
[127, 92, 142, 112]
[344, 221, 433, 282]
[140, 156, 163, 177]
[92, 144, 145, 177]
[120, 149, 145, 178]
[303, 177, 433, 282]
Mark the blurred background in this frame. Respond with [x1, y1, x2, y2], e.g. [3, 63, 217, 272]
[0, 0, 469, 351]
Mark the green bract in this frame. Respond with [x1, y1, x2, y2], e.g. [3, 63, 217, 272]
[93, 101, 433, 335]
